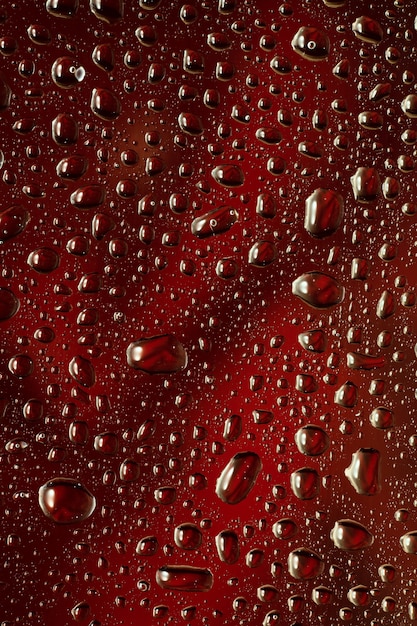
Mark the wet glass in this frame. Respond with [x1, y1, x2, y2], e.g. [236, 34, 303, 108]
[1, 1, 417, 624]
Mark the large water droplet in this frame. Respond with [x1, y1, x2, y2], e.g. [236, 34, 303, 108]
[156, 565, 213, 592]
[288, 548, 324, 580]
[0, 287, 19, 320]
[295, 425, 330, 456]
[215, 451, 262, 504]
[304, 188, 344, 238]
[330, 519, 374, 550]
[126, 334, 187, 374]
[215, 529, 240, 563]
[291, 27, 330, 60]
[292, 272, 345, 309]
[38, 478, 96, 523]
[68, 355, 96, 387]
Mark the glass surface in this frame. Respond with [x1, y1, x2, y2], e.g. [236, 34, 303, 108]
[1, 1, 417, 624]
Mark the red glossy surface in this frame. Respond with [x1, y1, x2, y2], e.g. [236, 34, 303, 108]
[1, 1, 417, 624]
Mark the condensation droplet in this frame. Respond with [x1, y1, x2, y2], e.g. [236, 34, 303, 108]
[38, 478, 96, 524]
[215, 451, 262, 504]
[345, 448, 381, 495]
[330, 519, 374, 550]
[126, 334, 187, 374]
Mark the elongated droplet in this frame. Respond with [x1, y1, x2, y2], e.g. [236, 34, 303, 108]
[126, 334, 187, 374]
[215, 529, 240, 563]
[216, 451, 262, 504]
[331, 519, 374, 550]
[191, 206, 238, 238]
[292, 272, 345, 308]
[156, 565, 213, 592]
[352, 15, 383, 44]
[70, 185, 106, 209]
[288, 548, 324, 580]
[347, 352, 385, 370]
[345, 448, 381, 495]
[69, 355, 96, 387]
[38, 478, 96, 523]
[304, 188, 344, 238]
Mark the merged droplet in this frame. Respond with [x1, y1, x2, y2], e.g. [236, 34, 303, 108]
[38, 478, 96, 524]
[215, 451, 262, 504]
[191, 206, 238, 238]
[126, 334, 187, 374]
[156, 565, 213, 592]
[345, 448, 381, 495]
[352, 15, 383, 44]
[330, 519, 374, 550]
[291, 27, 330, 60]
[211, 164, 244, 187]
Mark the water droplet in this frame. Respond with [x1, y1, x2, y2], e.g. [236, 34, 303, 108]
[295, 425, 330, 456]
[347, 585, 370, 606]
[352, 15, 383, 44]
[52, 113, 78, 145]
[51, 57, 84, 88]
[38, 478, 96, 524]
[330, 519, 374, 550]
[0, 287, 19, 320]
[212, 164, 244, 187]
[46, 0, 79, 18]
[174, 523, 202, 550]
[400, 531, 417, 554]
[94, 432, 119, 454]
[334, 381, 358, 407]
[288, 548, 324, 580]
[70, 185, 106, 209]
[215, 529, 240, 563]
[350, 167, 381, 202]
[347, 352, 385, 370]
[223, 414, 242, 442]
[0, 205, 29, 243]
[402, 94, 417, 118]
[178, 112, 204, 135]
[345, 448, 381, 495]
[92, 213, 115, 239]
[156, 565, 213, 592]
[376, 290, 395, 319]
[272, 518, 298, 540]
[291, 27, 330, 60]
[92, 43, 115, 71]
[312, 586, 333, 605]
[126, 334, 187, 374]
[191, 206, 238, 238]
[119, 458, 140, 482]
[290, 467, 320, 500]
[0, 76, 11, 109]
[56, 156, 88, 179]
[91, 87, 121, 120]
[378, 564, 396, 583]
[215, 451, 262, 504]
[369, 406, 394, 429]
[90, 0, 124, 22]
[68, 355, 96, 387]
[292, 272, 345, 309]
[248, 241, 277, 267]
[136, 536, 158, 556]
[71, 602, 90, 622]
[304, 188, 344, 238]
